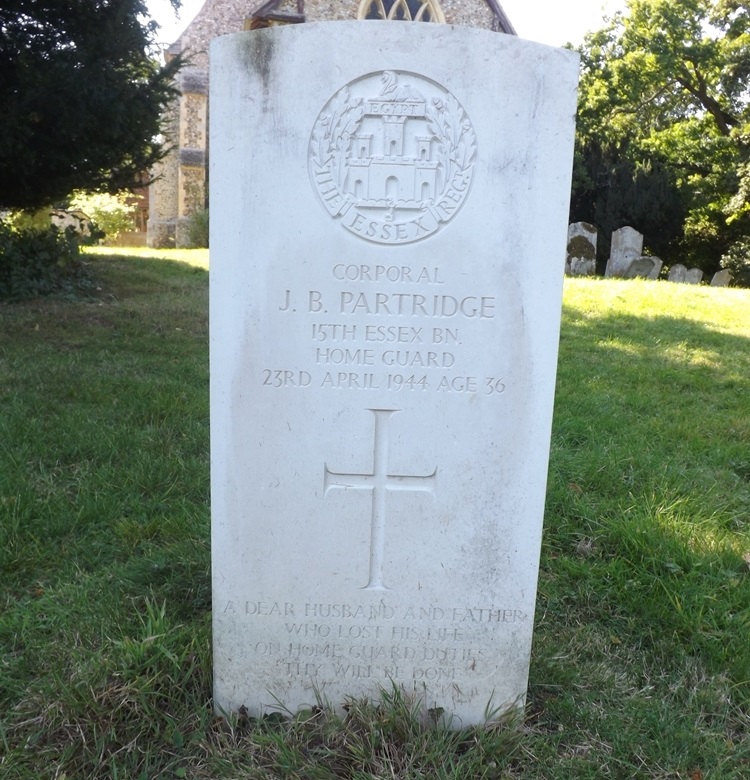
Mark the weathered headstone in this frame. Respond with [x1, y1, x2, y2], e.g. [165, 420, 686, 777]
[50, 208, 93, 238]
[647, 257, 663, 280]
[668, 263, 688, 283]
[210, 21, 578, 727]
[711, 269, 732, 287]
[684, 268, 704, 284]
[624, 256, 662, 280]
[565, 222, 597, 276]
[606, 226, 644, 278]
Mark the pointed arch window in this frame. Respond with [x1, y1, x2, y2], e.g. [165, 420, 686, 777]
[358, 0, 446, 24]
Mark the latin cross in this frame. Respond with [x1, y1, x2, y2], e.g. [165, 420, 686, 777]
[324, 408, 437, 590]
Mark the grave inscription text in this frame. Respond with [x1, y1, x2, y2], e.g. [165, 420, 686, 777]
[248, 254, 517, 691]
[220, 598, 529, 692]
[266, 261, 506, 396]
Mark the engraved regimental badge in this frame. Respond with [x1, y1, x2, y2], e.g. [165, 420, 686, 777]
[309, 71, 476, 245]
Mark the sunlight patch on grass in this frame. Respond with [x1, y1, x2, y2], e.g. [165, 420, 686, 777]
[638, 492, 746, 554]
[84, 245, 210, 269]
[564, 278, 750, 334]
[660, 342, 724, 369]
[594, 336, 649, 356]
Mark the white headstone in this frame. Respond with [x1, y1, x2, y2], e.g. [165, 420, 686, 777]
[566, 222, 597, 276]
[606, 226, 644, 278]
[210, 21, 579, 727]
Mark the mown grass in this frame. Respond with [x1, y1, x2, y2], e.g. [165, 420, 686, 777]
[85, 245, 210, 269]
[1, 256, 749, 779]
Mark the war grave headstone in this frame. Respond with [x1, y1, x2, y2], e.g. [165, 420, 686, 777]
[210, 21, 579, 726]
[605, 225, 644, 278]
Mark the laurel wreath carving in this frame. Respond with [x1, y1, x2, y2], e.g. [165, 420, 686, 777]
[425, 94, 477, 180]
[310, 89, 365, 189]
[310, 84, 476, 203]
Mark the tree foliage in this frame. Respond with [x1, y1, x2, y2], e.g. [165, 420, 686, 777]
[0, 0, 181, 210]
[69, 191, 137, 242]
[573, 0, 750, 275]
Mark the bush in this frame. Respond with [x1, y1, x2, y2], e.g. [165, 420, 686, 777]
[720, 238, 750, 288]
[0, 222, 85, 301]
[3, 208, 51, 231]
[186, 208, 209, 248]
[69, 191, 136, 243]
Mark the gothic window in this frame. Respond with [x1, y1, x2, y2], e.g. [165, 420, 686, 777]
[358, 0, 446, 23]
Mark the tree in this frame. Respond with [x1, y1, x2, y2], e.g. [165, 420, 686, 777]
[0, 0, 181, 210]
[571, 141, 686, 271]
[573, 0, 750, 275]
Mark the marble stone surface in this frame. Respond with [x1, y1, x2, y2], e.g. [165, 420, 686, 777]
[210, 21, 579, 727]
[606, 226, 644, 278]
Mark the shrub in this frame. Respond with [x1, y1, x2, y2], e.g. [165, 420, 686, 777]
[0, 222, 84, 301]
[69, 191, 136, 243]
[3, 208, 51, 231]
[720, 238, 750, 288]
[185, 208, 209, 248]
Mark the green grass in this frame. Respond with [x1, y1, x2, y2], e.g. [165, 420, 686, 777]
[1, 257, 749, 778]
[84, 245, 210, 269]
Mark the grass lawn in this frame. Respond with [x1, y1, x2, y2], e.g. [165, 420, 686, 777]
[1, 252, 749, 779]
[85, 245, 210, 269]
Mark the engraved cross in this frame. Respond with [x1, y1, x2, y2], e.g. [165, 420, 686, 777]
[324, 408, 437, 591]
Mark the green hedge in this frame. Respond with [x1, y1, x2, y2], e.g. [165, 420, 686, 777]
[0, 223, 83, 301]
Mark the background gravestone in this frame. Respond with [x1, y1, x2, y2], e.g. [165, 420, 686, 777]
[565, 222, 597, 276]
[210, 21, 578, 726]
[711, 269, 732, 287]
[605, 226, 644, 278]
[684, 268, 704, 284]
[668, 263, 688, 282]
[624, 256, 662, 280]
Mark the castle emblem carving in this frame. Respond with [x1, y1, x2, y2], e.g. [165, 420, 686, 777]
[309, 71, 476, 244]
